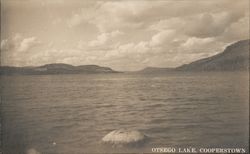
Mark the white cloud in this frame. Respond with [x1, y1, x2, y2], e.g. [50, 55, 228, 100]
[28, 0, 65, 6]
[89, 33, 109, 47]
[179, 37, 226, 54]
[219, 12, 249, 42]
[77, 30, 124, 49]
[1, 34, 41, 53]
[67, 6, 98, 28]
[181, 37, 214, 49]
[149, 10, 245, 39]
[18, 37, 40, 52]
[2, 0, 249, 70]
[148, 17, 184, 32]
[150, 30, 176, 47]
[89, 30, 123, 47]
[26, 48, 85, 66]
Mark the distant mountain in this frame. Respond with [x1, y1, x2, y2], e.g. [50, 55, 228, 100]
[137, 67, 174, 74]
[1, 40, 248, 75]
[136, 39, 249, 73]
[0, 63, 119, 75]
[176, 39, 249, 71]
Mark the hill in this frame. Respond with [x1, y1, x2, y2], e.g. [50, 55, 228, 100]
[176, 39, 249, 71]
[136, 39, 249, 73]
[136, 67, 174, 74]
[1, 40, 249, 75]
[0, 63, 119, 75]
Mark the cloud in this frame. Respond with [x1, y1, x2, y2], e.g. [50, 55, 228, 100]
[183, 12, 239, 38]
[67, 5, 98, 28]
[150, 30, 176, 47]
[82, 0, 248, 33]
[1, 34, 41, 52]
[18, 37, 40, 52]
[66, 1, 161, 32]
[149, 10, 246, 39]
[89, 30, 123, 47]
[105, 41, 150, 58]
[2, 0, 249, 70]
[179, 37, 225, 53]
[22, 48, 84, 66]
[77, 30, 124, 49]
[219, 12, 249, 42]
[181, 37, 213, 48]
[28, 0, 65, 6]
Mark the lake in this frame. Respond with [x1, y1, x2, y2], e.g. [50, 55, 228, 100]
[1, 72, 249, 153]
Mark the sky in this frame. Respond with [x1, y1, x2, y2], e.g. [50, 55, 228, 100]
[1, 0, 249, 71]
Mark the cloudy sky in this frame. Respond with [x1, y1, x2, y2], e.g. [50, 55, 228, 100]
[1, 0, 249, 71]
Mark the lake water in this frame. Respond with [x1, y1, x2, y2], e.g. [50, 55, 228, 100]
[1, 72, 249, 153]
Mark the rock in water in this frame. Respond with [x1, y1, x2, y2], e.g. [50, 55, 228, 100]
[102, 129, 147, 145]
[26, 148, 40, 154]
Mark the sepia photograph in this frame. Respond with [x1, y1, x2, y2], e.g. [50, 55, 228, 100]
[0, 0, 249, 153]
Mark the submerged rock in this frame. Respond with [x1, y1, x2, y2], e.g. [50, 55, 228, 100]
[102, 129, 147, 146]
